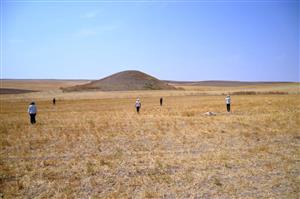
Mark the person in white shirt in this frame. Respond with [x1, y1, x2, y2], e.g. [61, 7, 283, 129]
[225, 95, 231, 112]
[28, 102, 37, 124]
[135, 98, 141, 113]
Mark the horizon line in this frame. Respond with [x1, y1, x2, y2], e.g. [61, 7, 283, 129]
[0, 78, 298, 83]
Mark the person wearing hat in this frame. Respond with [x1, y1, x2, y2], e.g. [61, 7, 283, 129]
[135, 98, 141, 113]
[225, 95, 231, 112]
[28, 102, 37, 124]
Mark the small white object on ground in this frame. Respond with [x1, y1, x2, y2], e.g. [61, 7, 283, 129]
[204, 112, 216, 116]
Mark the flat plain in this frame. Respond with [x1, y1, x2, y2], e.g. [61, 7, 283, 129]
[0, 80, 299, 198]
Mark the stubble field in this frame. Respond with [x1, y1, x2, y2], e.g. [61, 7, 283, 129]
[0, 82, 299, 198]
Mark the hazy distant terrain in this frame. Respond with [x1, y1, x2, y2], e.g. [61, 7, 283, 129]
[1, 77, 298, 96]
[166, 80, 294, 87]
[1, 79, 90, 92]
[0, 88, 37, 95]
[1, 72, 298, 94]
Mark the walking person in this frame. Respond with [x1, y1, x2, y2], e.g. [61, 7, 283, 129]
[225, 95, 231, 112]
[135, 98, 141, 113]
[53, 98, 56, 105]
[160, 97, 163, 106]
[28, 102, 37, 124]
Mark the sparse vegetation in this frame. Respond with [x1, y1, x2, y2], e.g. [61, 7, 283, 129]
[0, 82, 299, 198]
[227, 91, 289, 95]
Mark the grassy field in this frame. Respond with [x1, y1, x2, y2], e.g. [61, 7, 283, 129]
[0, 82, 299, 198]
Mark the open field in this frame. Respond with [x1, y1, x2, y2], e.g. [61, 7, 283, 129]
[172, 82, 300, 94]
[0, 82, 299, 198]
[1, 80, 90, 92]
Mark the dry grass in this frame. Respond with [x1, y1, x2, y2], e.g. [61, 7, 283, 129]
[228, 91, 289, 95]
[0, 84, 299, 198]
[175, 82, 300, 94]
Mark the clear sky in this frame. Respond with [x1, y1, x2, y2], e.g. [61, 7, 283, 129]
[1, 0, 299, 81]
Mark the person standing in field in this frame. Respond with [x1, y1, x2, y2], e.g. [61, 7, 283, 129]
[160, 97, 163, 106]
[135, 98, 141, 113]
[53, 98, 56, 105]
[28, 102, 37, 124]
[225, 95, 231, 112]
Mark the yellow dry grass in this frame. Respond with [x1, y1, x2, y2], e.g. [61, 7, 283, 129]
[174, 82, 300, 94]
[0, 84, 299, 198]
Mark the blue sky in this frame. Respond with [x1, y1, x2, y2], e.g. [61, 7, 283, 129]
[1, 0, 299, 81]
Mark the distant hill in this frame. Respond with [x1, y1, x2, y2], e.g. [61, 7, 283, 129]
[0, 88, 38, 94]
[165, 80, 293, 87]
[62, 70, 176, 92]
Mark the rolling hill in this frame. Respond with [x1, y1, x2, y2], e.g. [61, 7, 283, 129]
[62, 70, 176, 92]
